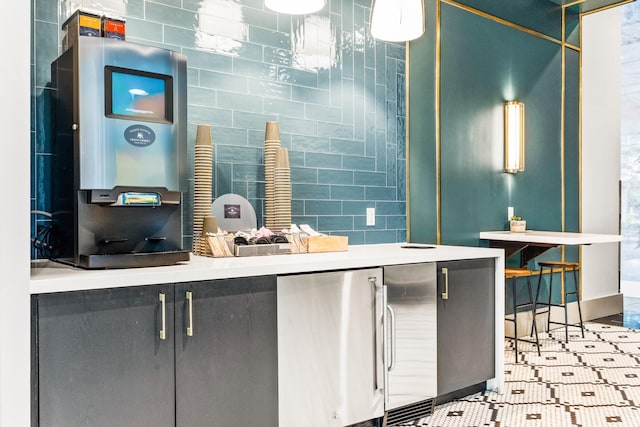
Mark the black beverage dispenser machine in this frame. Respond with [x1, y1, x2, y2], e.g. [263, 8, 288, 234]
[51, 37, 189, 268]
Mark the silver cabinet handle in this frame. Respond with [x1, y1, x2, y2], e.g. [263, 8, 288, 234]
[159, 292, 167, 340]
[382, 283, 389, 405]
[386, 304, 397, 372]
[370, 276, 384, 394]
[186, 290, 194, 337]
[441, 267, 449, 300]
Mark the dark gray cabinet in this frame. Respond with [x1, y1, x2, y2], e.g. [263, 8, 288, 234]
[34, 276, 277, 427]
[36, 284, 176, 427]
[436, 259, 495, 397]
[175, 277, 278, 427]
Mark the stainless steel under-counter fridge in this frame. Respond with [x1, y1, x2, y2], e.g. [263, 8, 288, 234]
[277, 268, 385, 427]
[277, 263, 437, 427]
[383, 263, 437, 425]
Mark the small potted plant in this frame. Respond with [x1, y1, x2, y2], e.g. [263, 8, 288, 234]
[510, 215, 526, 233]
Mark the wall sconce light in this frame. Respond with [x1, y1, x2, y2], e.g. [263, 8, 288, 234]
[370, 0, 425, 42]
[504, 101, 525, 174]
[265, 0, 326, 14]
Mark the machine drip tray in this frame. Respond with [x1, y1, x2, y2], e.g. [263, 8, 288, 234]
[73, 250, 190, 269]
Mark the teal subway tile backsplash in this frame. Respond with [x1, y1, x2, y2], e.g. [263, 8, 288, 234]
[331, 185, 365, 200]
[291, 167, 318, 183]
[318, 169, 354, 184]
[35, 0, 57, 21]
[330, 138, 363, 155]
[305, 152, 342, 169]
[30, 0, 406, 256]
[293, 183, 331, 200]
[145, 3, 196, 27]
[200, 70, 248, 92]
[366, 186, 397, 201]
[249, 79, 291, 99]
[305, 200, 342, 215]
[354, 171, 386, 186]
[366, 230, 397, 244]
[318, 215, 354, 231]
[343, 155, 376, 171]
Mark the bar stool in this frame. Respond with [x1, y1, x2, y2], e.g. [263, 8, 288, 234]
[534, 261, 584, 343]
[505, 268, 540, 363]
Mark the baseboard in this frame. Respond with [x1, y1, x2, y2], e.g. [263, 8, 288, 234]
[505, 293, 623, 338]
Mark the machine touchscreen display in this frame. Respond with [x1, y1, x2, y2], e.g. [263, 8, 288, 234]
[105, 66, 173, 123]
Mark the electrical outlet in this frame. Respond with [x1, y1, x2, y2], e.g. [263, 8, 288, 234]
[366, 208, 375, 226]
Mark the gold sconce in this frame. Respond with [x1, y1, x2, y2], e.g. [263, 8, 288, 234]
[504, 101, 525, 174]
[265, 0, 326, 14]
[370, 0, 425, 42]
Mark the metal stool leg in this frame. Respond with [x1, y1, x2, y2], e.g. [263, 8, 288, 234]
[512, 277, 518, 362]
[532, 271, 544, 336]
[572, 267, 585, 338]
[546, 266, 553, 333]
[526, 276, 541, 356]
[563, 267, 569, 343]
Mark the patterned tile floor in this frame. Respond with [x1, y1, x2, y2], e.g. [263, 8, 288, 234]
[400, 322, 640, 427]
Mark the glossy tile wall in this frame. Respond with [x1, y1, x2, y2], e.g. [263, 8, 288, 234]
[31, 0, 407, 257]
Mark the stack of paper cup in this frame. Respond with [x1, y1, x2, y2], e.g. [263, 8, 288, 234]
[273, 147, 291, 231]
[199, 215, 218, 256]
[264, 121, 281, 230]
[193, 124, 213, 255]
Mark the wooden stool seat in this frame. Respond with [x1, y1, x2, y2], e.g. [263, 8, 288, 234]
[505, 268, 540, 362]
[538, 261, 579, 268]
[505, 268, 534, 278]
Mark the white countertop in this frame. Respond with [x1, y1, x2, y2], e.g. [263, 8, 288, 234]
[479, 230, 622, 245]
[30, 243, 504, 294]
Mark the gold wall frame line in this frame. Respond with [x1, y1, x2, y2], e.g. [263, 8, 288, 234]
[441, 0, 564, 46]
[578, 10, 584, 297]
[564, 0, 632, 13]
[406, 39, 411, 242]
[563, 0, 592, 7]
[436, 0, 442, 245]
[566, 42, 581, 52]
[561, 6, 568, 272]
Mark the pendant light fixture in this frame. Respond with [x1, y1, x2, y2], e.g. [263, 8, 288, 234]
[265, 0, 326, 14]
[370, 0, 425, 42]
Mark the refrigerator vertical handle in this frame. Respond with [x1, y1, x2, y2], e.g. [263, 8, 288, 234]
[386, 304, 397, 372]
[371, 276, 385, 395]
[441, 267, 449, 300]
[382, 283, 389, 405]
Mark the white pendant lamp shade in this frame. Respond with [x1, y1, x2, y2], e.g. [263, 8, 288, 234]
[265, 0, 326, 14]
[370, 0, 425, 42]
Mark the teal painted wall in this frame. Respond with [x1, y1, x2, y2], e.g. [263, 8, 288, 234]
[406, 1, 439, 243]
[409, 0, 580, 253]
[408, 0, 581, 308]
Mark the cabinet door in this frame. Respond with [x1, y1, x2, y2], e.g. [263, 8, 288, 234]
[277, 269, 385, 427]
[175, 276, 278, 427]
[437, 259, 495, 397]
[36, 284, 175, 427]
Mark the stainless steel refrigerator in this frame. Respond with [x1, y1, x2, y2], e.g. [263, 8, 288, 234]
[383, 263, 437, 425]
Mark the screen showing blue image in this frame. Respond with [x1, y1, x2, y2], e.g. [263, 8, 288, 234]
[105, 66, 173, 123]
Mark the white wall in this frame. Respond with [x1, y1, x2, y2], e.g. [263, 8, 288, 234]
[0, 0, 31, 425]
[581, 8, 622, 301]
[0, 0, 31, 422]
